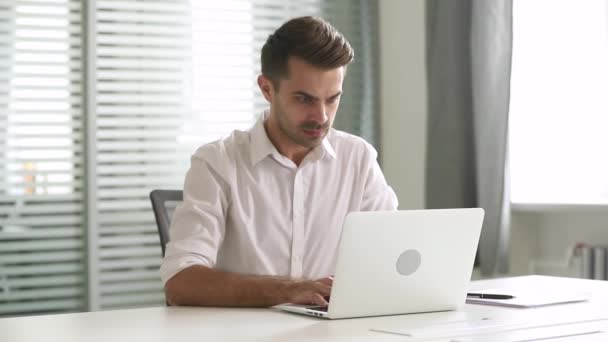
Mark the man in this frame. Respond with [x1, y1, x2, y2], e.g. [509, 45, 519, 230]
[160, 16, 398, 308]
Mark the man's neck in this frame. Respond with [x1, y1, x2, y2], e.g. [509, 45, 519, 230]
[263, 119, 311, 166]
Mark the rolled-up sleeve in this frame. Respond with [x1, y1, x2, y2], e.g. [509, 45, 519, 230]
[159, 150, 230, 285]
[360, 144, 399, 211]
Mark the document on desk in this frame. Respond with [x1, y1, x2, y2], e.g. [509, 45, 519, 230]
[451, 326, 606, 342]
[370, 316, 608, 341]
[465, 288, 590, 308]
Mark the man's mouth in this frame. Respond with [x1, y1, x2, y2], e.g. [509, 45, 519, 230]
[302, 128, 323, 138]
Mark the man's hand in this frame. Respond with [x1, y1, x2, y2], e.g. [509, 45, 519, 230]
[165, 265, 335, 307]
[284, 276, 333, 307]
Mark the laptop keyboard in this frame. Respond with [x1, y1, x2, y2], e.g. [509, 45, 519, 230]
[307, 306, 328, 312]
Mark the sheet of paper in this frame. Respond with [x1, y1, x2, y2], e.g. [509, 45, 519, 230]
[370, 317, 608, 341]
[454, 326, 606, 342]
[465, 288, 590, 308]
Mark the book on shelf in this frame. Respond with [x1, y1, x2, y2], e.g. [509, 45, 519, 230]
[577, 243, 608, 280]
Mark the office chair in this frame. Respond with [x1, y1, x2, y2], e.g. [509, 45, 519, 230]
[149, 189, 183, 257]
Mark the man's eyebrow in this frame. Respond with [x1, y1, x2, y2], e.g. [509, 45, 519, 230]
[328, 91, 342, 99]
[292, 91, 318, 100]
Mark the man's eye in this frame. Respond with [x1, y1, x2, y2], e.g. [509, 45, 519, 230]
[297, 96, 313, 104]
[327, 96, 340, 104]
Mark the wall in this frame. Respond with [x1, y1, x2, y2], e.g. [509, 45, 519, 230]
[377, 1, 608, 278]
[378, 0, 427, 210]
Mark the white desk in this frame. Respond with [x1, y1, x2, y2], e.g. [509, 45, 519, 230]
[1, 276, 608, 342]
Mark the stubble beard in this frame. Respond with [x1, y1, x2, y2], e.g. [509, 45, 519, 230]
[276, 106, 329, 149]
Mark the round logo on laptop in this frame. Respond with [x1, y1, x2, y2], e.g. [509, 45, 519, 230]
[396, 249, 421, 276]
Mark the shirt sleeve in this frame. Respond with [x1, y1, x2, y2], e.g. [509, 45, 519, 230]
[159, 150, 230, 285]
[360, 144, 399, 211]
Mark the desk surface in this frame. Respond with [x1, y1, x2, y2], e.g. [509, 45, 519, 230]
[1, 275, 608, 342]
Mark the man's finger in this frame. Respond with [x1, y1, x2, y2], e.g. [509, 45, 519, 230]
[312, 283, 331, 296]
[311, 293, 328, 307]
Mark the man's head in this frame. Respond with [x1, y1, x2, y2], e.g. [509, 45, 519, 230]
[260, 16, 354, 89]
[258, 16, 354, 154]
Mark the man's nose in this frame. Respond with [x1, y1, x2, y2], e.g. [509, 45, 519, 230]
[311, 102, 328, 124]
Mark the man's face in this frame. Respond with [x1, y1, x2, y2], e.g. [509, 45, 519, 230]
[264, 57, 345, 149]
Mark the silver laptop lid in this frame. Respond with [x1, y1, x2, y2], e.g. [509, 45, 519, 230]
[326, 208, 484, 319]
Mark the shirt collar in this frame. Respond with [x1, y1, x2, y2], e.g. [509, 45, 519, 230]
[250, 110, 337, 166]
[321, 133, 337, 160]
[250, 111, 277, 166]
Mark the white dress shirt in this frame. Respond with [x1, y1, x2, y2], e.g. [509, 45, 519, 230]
[160, 114, 398, 285]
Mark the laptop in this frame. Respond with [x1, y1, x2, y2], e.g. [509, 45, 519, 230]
[274, 208, 484, 319]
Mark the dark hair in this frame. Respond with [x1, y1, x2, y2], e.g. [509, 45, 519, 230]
[261, 16, 354, 88]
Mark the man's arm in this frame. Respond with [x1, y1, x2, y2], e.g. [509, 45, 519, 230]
[360, 144, 399, 211]
[164, 265, 332, 307]
[163, 147, 331, 307]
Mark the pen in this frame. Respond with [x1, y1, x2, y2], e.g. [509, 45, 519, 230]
[467, 293, 514, 300]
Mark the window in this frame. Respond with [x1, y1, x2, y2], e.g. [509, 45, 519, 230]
[1, 0, 378, 315]
[509, 0, 608, 204]
[0, 0, 85, 315]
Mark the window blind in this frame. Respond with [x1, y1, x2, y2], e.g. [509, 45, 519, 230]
[2, 0, 379, 314]
[91, 0, 193, 309]
[0, 0, 85, 316]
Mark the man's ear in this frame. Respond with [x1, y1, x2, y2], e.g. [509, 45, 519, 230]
[257, 75, 274, 102]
